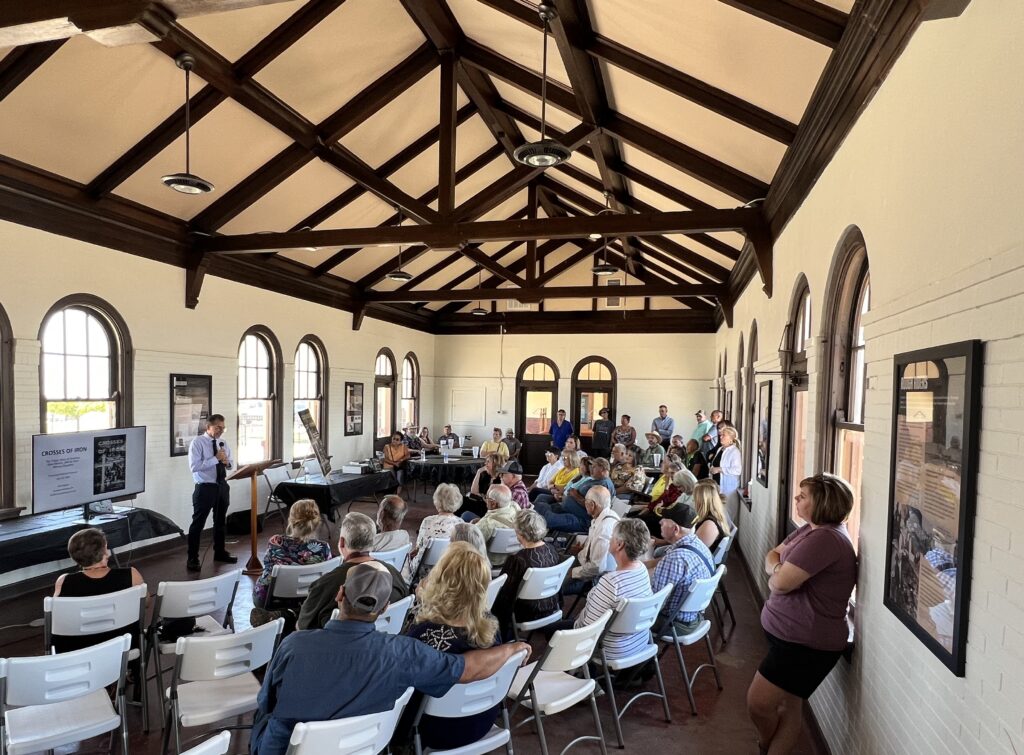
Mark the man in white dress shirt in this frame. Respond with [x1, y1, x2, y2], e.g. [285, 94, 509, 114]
[187, 413, 238, 572]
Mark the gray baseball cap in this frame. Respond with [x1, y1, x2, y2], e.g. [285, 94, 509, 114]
[343, 561, 391, 614]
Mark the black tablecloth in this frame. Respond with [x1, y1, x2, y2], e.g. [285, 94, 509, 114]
[274, 471, 397, 521]
[0, 506, 182, 574]
[407, 456, 486, 487]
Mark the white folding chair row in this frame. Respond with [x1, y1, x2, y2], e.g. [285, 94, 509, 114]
[286, 687, 414, 755]
[511, 558, 574, 641]
[329, 594, 414, 634]
[712, 530, 738, 640]
[43, 583, 150, 731]
[412, 650, 528, 755]
[422, 538, 451, 568]
[371, 543, 412, 572]
[658, 565, 726, 715]
[162, 618, 284, 755]
[267, 558, 341, 604]
[487, 528, 522, 559]
[0, 634, 132, 755]
[486, 573, 508, 611]
[507, 611, 614, 755]
[262, 463, 295, 523]
[182, 730, 231, 755]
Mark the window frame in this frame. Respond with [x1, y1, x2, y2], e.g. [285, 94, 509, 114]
[0, 302, 14, 508]
[569, 356, 617, 444]
[293, 335, 329, 460]
[777, 276, 812, 540]
[237, 325, 283, 463]
[374, 347, 397, 447]
[744, 322, 758, 485]
[400, 352, 420, 431]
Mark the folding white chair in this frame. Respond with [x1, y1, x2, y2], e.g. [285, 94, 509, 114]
[1, 634, 132, 755]
[486, 573, 508, 611]
[592, 585, 674, 747]
[181, 730, 231, 755]
[412, 649, 528, 755]
[262, 463, 294, 523]
[266, 558, 341, 608]
[44, 583, 149, 731]
[303, 458, 322, 477]
[422, 538, 450, 568]
[511, 558, 574, 641]
[162, 619, 284, 755]
[487, 528, 522, 562]
[711, 531, 738, 641]
[285, 687, 414, 755]
[374, 595, 414, 635]
[507, 611, 613, 755]
[147, 570, 241, 697]
[371, 543, 411, 572]
[610, 497, 632, 517]
[658, 565, 726, 715]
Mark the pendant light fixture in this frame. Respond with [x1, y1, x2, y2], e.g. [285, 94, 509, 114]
[470, 267, 488, 316]
[162, 53, 215, 194]
[513, 5, 571, 168]
[591, 192, 617, 275]
[385, 207, 413, 282]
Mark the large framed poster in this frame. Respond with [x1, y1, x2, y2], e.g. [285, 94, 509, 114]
[170, 374, 212, 457]
[883, 340, 982, 676]
[297, 408, 330, 476]
[345, 382, 364, 436]
[756, 381, 772, 487]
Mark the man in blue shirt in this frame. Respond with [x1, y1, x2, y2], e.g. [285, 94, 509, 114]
[251, 562, 531, 755]
[186, 414, 237, 572]
[652, 521, 715, 634]
[651, 405, 676, 451]
[549, 409, 573, 449]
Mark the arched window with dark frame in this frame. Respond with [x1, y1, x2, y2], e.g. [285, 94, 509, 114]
[735, 334, 745, 429]
[374, 348, 397, 445]
[516, 357, 560, 473]
[779, 277, 812, 537]
[744, 322, 758, 484]
[401, 353, 419, 430]
[238, 326, 283, 465]
[570, 357, 616, 453]
[293, 336, 328, 460]
[39, 295, 133, 435]
[0, 302, 14, 508]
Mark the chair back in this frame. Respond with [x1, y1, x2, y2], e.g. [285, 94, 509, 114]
[375, 595, 414, 635]
[421, 650, 527, 719]
[2, 634, 130, 707]
[517, 557, 573, 601]
[601, 551, 616, 573]
[541, 611, 613, 672]
[422, 538, 450, 567]
[677, 565, 726, 614]
[182, 731, 232, 755]
[608, 584, 673, 635]
[44, 584, 146, 644]
[487, 528, 521, 557]
[269, 558, 341, 600]
[610, 497, 632, 517]
[303, 458, 322, 477]
[486, 573, 507, 610]
[155, 569, 241, 621]
[286, 687, 414, 755]
[371, 543, 411, 572]
[175, 619, 283, 683]
[263, 464, 293, 491]
[713, 535, 732, 567]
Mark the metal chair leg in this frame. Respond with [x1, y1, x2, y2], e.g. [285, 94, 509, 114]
[672, 640, 698, 715]
[502, 705, 515, 755]
[652, 655, 672, 723]
[601, 664, 624, 749]
[160, 705, 172, 755]
[172, 699, 182, 755]
[705, 634, 724, 689]
[533, 706, 550, 755]
[588, 691, 609, 755]
[118, 690, 130, 755]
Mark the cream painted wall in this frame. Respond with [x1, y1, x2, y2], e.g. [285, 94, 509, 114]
[715, 2, 1024, 753]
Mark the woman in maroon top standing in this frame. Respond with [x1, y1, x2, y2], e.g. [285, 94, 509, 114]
[747, 474, 857, 755]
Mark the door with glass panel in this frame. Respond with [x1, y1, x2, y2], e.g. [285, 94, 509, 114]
[516, 358, 559, 473]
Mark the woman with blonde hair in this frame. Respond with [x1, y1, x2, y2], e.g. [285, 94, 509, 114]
[404, 542, 502, 750]
[709, 424, 742, 496]
[532, 449, 581, 507]
[690, 479, 733, 553]
[252, 499, 331, 609]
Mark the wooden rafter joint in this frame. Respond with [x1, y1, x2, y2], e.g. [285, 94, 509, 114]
[744, 208, 774, 298]
[184, 247, 209, 309]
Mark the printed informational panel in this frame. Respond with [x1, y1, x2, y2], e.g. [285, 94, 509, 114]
[170, 374, 211, 456]
[297, 408, 330, 476]
[33, 426, 147, 513]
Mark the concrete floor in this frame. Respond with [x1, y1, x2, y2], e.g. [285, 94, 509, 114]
[0, 495, 826, 754]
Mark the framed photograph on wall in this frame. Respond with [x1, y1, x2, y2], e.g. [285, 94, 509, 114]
[756, 381, 772, 487]
[883, 340, 982, 676]
[344, 382, 364, 436]
[169, 374, 211, 457]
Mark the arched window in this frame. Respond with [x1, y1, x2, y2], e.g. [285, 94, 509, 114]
[238, 327, 282, 465]
[744, 323, 758, 484]
[819, 227, 870, 550]
[40, 296, 132, 434]
[293, 337, 328, 460]
[735, 334, 744, 428]
[401, 353, 419, 430]
[570, 357, 616, 452]
[0, 303, 14, 508]
[374, 348, 396, 444]
[516, 357, 560, 472]
[780, 278, 811, 536]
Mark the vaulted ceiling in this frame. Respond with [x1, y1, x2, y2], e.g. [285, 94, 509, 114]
[0, 0, 932, 333]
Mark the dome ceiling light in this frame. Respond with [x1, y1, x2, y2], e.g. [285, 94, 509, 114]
[513, 5, 571, 169]
[162, 53, 214, 194]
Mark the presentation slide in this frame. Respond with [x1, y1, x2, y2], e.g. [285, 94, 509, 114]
[32, 426, 147, 514]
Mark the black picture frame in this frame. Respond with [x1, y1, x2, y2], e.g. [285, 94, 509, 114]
[756, 381, 772, 487]
[169, 374, 212, 457]
[883, 340, 983, 676]
[345, 382, 364, 437]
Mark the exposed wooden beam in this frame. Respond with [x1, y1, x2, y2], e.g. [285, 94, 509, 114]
[367, 283, 721, 303]
[717, 0, 847, 48]
[432, 309, 717, 335]
[404, 235, 525, 296]
[438, 50, 457, 216]
[184, 248, 209, 309]
[525, 183, 539, 284]
[459, 246, 528, 287]
[535, 239, 605, 286]
[0, 40, 66, 102]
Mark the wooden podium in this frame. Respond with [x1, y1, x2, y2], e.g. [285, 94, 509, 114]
[228, 459, 281, 575]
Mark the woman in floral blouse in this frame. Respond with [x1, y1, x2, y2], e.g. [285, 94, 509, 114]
[252, 499, 332, 608]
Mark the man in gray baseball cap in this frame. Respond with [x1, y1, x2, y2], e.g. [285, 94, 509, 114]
[252, 562, 531, 755]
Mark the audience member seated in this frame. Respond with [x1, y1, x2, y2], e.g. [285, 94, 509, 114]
[564, 434, 588, 458]
[251, 500, 332, 624]
[383, 431, 412, 494]
[499, 459, 531, 509]
[683, 439, 710, 480]
[252, 561, 530, 755]
[633, 468, 698, 537]
[373, 495, 410, 552]
[480, 427, 510, 464]
[417, 427, 439, 452]
[403, 426, 424, 451]
[458, 452, 501, 518]
[399, 542, 504, 751]
[635, 457, 684, 510]
[296, 512, 408, 630]
[669, 434, 687, 457]
[533, 449, 582, 507]
[438, 424, 461, 448]
[503, 428, 522, 460]
[640, 432, 665, 467]
[613, 414, 637, 449]
[407, 483, 464, 578]
[651, 518, 715, 636]
[563, 487, 621, 594]
[467, 485, 518, 567]
[690, 479, 733, 553]
[534, 457, 615, 534]
[591, 407, 615, 458]
[609, 443, 647, 499]
[491, 509, 561, 640]
[52, 527, 145, 653]
[528, 446, 564, 502]
[451, 522, 489, 560]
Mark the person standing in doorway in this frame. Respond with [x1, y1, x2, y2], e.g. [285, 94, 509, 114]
[651, 405, 676, 450]
[550, 409, 573, 450]
[590, 407, 615, 459]
[187, 414, 238, 572]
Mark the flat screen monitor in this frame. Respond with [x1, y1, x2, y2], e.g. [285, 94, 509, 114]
[32, 426, 147, 514]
